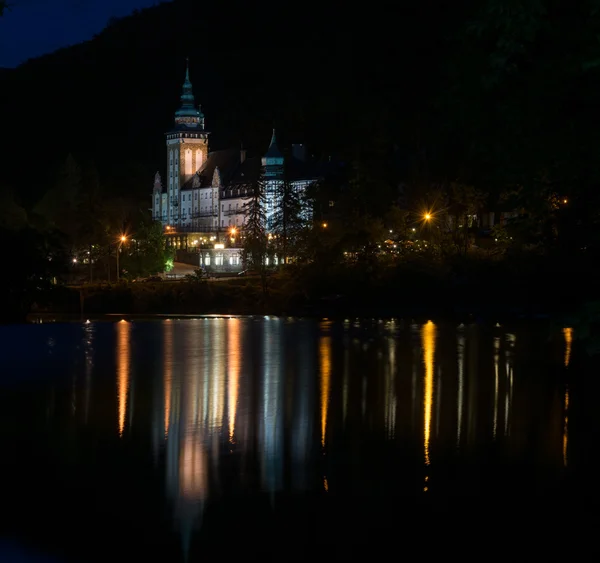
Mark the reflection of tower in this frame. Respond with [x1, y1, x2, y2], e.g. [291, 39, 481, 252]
[116, 320, 131, 437]
[291, 322, 315, 491]
[421, 321, 436, 479]
[161, 320, 223, 562]
[260, 319, 284, 494]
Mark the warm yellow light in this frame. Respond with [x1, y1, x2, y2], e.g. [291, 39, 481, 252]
[214, 243, 225, 249]
[421, 321, 436, 468]
[320, 333, 331, 448]
[117, 320, 130, 437]
[563, 199, 568, 204]
[424, 213, 431, 221]
[322, 222, 328, 228]
[228, 318, 241, 443]
[120, 235, 126, 242]
[563, 327, 573, 367]
[230, 227, 236, 234]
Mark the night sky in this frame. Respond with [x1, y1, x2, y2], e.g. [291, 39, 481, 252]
[0, 0, 167, 68]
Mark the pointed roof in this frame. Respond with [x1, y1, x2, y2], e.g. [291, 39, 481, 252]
[174, 59, 204, 128]
[264, 128, 283, 159]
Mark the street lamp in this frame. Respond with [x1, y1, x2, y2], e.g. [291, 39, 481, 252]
[116, 235, 127, 281]
[424, 213, 431, 221]
[322, 222, 328, 228]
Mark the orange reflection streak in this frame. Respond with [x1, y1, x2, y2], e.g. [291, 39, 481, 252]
[421, 321, 436, 467]
[117, 320, 130, 437]
[228, 318, 241, 442]
[164, 320, 173, 438]
[563, 386, 569, 467]
[179, 429, 207, 501]
[320, 335, 332, 447]
[563, 327, 573, 367]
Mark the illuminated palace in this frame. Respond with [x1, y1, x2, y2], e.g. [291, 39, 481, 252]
[151, 63, 319, 255]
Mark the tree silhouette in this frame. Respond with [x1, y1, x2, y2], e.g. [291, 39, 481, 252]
[270, 178, 309, 264]
[242, 167, 267, 292]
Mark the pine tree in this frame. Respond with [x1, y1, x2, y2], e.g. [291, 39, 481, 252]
[242, 167, 267, 287]
[270, 178, 308, 264]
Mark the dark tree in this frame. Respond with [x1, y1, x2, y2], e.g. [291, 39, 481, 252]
[242, 168, 267, 292]
[270, 178, 309, 264]
[120, 219, 172, 279]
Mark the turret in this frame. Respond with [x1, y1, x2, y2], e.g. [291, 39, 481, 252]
[174, 58, 205, 130]
[262, 129, 284, 178]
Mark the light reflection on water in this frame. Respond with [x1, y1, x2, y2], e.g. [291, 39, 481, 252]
[0, 318, 584, 561]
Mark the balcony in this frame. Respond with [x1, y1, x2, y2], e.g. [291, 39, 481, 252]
[222, 209, 244, 216]
[165, 224, 220, 234]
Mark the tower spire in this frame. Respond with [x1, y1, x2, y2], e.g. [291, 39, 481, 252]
[174, 58, 204, 130]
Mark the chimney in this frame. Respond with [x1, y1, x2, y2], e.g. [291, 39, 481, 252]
[240, 144, 246, 164]
[292, 143, 306, 162]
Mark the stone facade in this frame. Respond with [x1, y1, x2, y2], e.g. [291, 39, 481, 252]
[152, 63, 323, 262]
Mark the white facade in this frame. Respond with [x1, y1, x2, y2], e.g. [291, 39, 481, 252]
[152, 67, 317, 235]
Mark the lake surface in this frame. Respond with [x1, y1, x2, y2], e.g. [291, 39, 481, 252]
[0, 317, 598, 562]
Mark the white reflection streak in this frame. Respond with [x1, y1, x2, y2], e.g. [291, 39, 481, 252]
[117, 320, 130, 437]
[84, 323, 94, 424]
[505, 333, 516, 436]
[457, 332, 465, 446]
[386, 338, 397, 439]
[493, 336, 500, 439]
[262, 320, 283, 493]
[210, 321, 226, 432]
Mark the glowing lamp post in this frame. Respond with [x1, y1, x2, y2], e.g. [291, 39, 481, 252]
[116, 235, 127, 281]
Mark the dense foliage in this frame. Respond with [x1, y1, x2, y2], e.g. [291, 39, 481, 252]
[3, 0, 600, 320]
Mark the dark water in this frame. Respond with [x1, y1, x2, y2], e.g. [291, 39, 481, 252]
[0, 317, 598, 561]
